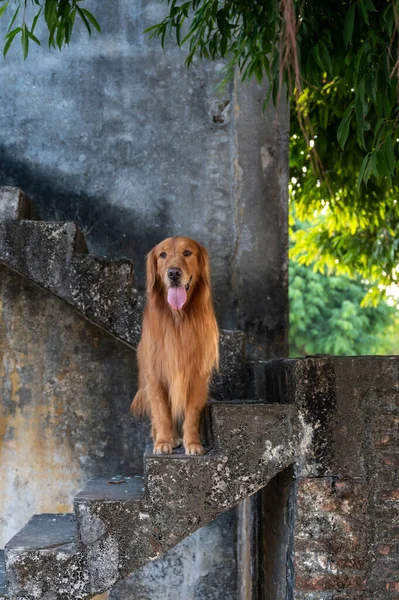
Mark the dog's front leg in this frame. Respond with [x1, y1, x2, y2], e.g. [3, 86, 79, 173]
[149, 380, 174, 454]
[183, 376, 208, 455]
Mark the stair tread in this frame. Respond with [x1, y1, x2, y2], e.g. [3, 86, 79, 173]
[208, 398, 266, 404]
[5, 514, 76, 551]
[0, 550, 7, 598]
[75, 476, 145, 501]
[144, 443, 214, 459]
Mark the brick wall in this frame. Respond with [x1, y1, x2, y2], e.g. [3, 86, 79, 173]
[295, 477, 368, 598]
[288, 357, 399, 599]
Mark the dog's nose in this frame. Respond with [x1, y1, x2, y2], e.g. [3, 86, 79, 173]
[168, 267, 182, 283]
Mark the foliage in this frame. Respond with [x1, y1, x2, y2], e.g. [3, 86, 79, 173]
[0, 0, 100, 59]
[2, 0, 399, 296]
[146, 0, 399, 293]
[146, 0, 399, 190]
[289, 257, 399, 357]
[289, 80, 399, 302]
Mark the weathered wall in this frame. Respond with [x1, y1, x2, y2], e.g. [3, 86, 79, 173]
[0, 0, 288, 355]
[0, 265, 233, 598]
[0, 265, 145, 547]
[293, 357, 399, 599]
[0, 1, 289, 598]
[261, 355, 399, 599]
[108, 511, 237, 600]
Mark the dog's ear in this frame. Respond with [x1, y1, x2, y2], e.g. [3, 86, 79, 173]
[197, 243, 211, 286]
[146, 247, 158, 295]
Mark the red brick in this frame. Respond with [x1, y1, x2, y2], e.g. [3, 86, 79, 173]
[379, 454, 399, 467]
[295, 573, 366, 592]
[378, 489, 399, 503]
[332, 553, 368, 571]
[375, 434, 392, 446]
[385, 581, 399, 591]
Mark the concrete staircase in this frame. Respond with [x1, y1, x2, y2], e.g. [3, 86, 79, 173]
[5, 187, 397, 599]
[0, 187, 251, 402]
[2, 400, 303, 599]
[0, 187, 303, 599]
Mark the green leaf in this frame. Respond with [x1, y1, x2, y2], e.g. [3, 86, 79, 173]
[337, 113, 352, 149]
[143, 24, 159, 34]
[0, 2, 9, 19]
[358, 0, 370, 26]
[56, 22, 65, 49]
[28, 30, 40, 46]
[76, 5, 91, 36]
[319, 40, 333, 74]
[343, 4, 355, 45]
[7, 2, 20, 34]
[383, 135, 394, 174]
[31, 7, 42, 33]
[21, 23, 29, 60]
[337, 104, 353, 149]
[357, 153, 370, 191]
[3, 25, 21, 57]
[44, 0, 56, 29]
[48, 22, 57, 48]
[370, 151, 379, 177]
[312, 43, 323, 71]
[79, 8, 101, 33]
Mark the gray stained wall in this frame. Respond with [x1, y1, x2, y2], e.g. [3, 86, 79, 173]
[0, 266, 237, 599]
[0, 0, 289, 358]
[0, 1, 288, 598]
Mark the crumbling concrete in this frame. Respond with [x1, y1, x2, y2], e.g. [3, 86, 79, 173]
[0, 188, 251, 398]
[0, 216, 144, 349]
[107, 510, 237, 600]
[1, 190, 398, 598]
[5, 402, 302, 599]
[0, 551, 6, 600]
[2, 356, 399, 599]
[0, 188, 33, 221]
[265, 355, 399, 598]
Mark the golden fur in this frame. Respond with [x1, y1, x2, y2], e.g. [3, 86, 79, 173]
[131, 236, 219, 455]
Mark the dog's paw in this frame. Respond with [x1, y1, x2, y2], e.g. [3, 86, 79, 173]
[184, 443, 205, 456]
[153, 441, 173, 454]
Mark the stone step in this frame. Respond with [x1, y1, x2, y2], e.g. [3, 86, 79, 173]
[0, 218, 145, 349]
[0, 187, 35, 221]
[6, 513, 76, 551]
[0, 551, 8, 600]
[144, 401, 299, 550]
[74, 476, 149, 594]
[4, 514, 92, 599]
[3, 401, 303, 600]
[0, 187, 251, 399]
[74, 475, 146, 547]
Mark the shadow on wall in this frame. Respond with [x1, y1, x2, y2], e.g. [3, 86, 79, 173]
[0, 145, 172, 288]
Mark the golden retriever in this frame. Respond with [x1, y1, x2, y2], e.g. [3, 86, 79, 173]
[131, 236, 219, 455]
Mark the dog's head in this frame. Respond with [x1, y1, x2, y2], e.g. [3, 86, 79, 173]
[146, 236, 210, 310]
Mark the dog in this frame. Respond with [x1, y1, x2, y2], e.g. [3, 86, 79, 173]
[131, 236, 219, 455]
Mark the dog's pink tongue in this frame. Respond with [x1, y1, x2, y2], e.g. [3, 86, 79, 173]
[167, 286, 187, 310]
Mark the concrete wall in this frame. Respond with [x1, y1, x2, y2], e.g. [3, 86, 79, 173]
[0, 0, 288, 356]
[0, 265, 144, 547]
[0, 266, 234, 598]
[0, 2, 289, 598]
[292, 356, 399, 599]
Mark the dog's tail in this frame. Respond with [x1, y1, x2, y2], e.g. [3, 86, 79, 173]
[130, 389, 150, 417]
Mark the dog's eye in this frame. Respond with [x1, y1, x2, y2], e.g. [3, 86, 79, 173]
[160, 252, 167, 259]
[183, 250, 192, 257]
